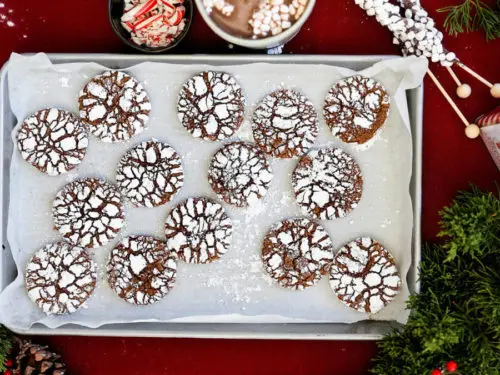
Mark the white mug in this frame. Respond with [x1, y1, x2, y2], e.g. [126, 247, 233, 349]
[194, 0, 317, 49]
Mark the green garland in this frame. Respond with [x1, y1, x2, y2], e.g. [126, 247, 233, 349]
[371, 188, 500, 374]
[0, 325, 12, 371]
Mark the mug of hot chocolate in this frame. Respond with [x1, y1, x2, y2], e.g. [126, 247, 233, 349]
[195, 0, 315, 49]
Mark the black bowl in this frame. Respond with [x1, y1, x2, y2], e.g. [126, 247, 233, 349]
[108, 0, 193, 53]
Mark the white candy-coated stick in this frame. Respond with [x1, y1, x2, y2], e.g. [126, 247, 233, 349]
[446, 66, 461, 86]
[426, 69, 469, 127]
[454, 61, 493, 88]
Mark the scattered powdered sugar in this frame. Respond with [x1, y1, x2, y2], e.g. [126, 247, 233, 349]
[16, 108, 88, 176]
[52, 178, 125, 248]
[107, 236, 177, 305]
[324, 75, 390, 144]
[329, 237, 401, 314]
[79, 71, 151, 143]
[261, 218, 334, 290]
[25, 242, 97, 315]
[292, 145, 363, 220]
[177, 71, 245, 141]
[252, 89, 318, 158]
[165, 197, 233, 264]
[208, 141, 273, 207]
[116, 139, 184, 207]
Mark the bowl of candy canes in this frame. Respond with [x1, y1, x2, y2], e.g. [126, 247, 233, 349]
[109, 0, 192, 52]
[195, 0, 315, 49]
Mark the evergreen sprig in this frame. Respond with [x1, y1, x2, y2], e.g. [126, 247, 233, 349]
[0, 325, 12, 371]
[437, 0, 500, 41]
[371, 188, 500, 375]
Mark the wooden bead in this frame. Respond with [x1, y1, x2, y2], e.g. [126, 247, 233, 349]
[490, 83, 500, 98]
[465, 124, 480, 139]
[456, 84, 471, 99]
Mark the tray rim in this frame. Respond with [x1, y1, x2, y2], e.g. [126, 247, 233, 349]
[0, 53, 423, 340]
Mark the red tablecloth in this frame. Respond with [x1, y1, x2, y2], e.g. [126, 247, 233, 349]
[1, 0, 499, 374]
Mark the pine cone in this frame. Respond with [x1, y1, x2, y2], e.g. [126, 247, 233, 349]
[14, 340, 66, 375]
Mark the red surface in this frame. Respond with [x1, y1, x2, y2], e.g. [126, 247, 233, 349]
[1, 0, 499, 374]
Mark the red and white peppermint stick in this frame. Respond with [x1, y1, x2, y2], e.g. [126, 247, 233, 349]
[122, 21, 135, 32]
[167, 7, 185, 26]
[477, 107, 500, 127]
[134, 13, 163, 30]
[159, 0, 176, 17]
[122, 0, 157, 22]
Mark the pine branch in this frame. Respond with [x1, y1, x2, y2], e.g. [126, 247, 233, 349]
[437, 0, 500, 41]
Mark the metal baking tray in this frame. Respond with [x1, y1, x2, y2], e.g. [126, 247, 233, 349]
[0, 54, 422, 340]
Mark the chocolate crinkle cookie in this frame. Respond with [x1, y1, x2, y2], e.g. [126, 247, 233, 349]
[208, 141, 273, 207]
[292, 146, 363, 220]
[329, 237, 401, 314]
[107, 235, 177, 305]
[261, 218, 334, 290]
[25, 242, 97, 315]
[177, 71, 245, 141]
[323, 75, 390, 144]
[116, 139, 184, 208]
[252, 89, 318, 158]
[165, 197, 233, 264]
[79, 70, 151, 142]
[16, 108, 88, 176]
[52, 178, 125, 249]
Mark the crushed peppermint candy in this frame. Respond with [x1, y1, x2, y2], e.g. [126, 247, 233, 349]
[177, 71, 245, 141]
[165, 197, 233, 264]
[116, 139, 184, 208]
[261, 218, 334, 290]
[324, 75, 390, 144]
[329, 237, 401, 314]
[252, 89, 318, 158]
[121, 0, 187, 49]
[16, 108, 88, 176]
[25, 242, 97, 315]
[79, 71, 151, 143]
[208, 141, 273, 207]
[292, 146, 363, 220]
[107, 235, 177, 305]
[53, 178, 125, 249]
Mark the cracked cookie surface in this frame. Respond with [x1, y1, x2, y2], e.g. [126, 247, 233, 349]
[79, 71, 151, 142]
[25, 242, 97, 315]
[292, 146, 363, 220]
[116, 139, 184, 208]
[261, 218, 333, 290]
[208, 141, 273, 207]
[324, 75, 390, 144]
[16, 108, 88, 176]
[329, 237, 401, 314]
[177, 71, 245, 141]
[52, 178, 125, 248]
[107, 235, 177, 305]
[165, 197, 233, 264]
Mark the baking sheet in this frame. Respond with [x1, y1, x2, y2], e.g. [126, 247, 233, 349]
[0, 53, 427, 330]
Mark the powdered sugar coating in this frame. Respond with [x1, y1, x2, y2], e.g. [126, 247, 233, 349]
[116, 139, 184, 208]
[329, 237, 401, 314]
[208, 141, 273, 207]
[25, 242, 97, 315]
[324, 75, 390, 144]
[292, 146, 363, 220]
[79, 71, 151, 142]
[165, 197, 233, 264]
[252, 89, 318, 158]
[107, 235, 177, 305]
[177, 71, 245, 141]
[53, 178, 125, 248]
[16, 108, 88, 176]
[261, 218, 333, 290]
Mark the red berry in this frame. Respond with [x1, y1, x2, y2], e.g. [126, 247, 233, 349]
[431, 370, 442, 375]
[446, 361, 458, 372]
[3, 359, 12, 367]
[3, 369, 12, 375]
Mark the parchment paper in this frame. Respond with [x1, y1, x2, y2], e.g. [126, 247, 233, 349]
[0, 53, 427, 330]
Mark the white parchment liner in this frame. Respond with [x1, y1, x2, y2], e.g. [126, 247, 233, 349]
[0, 53, 427, 329]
